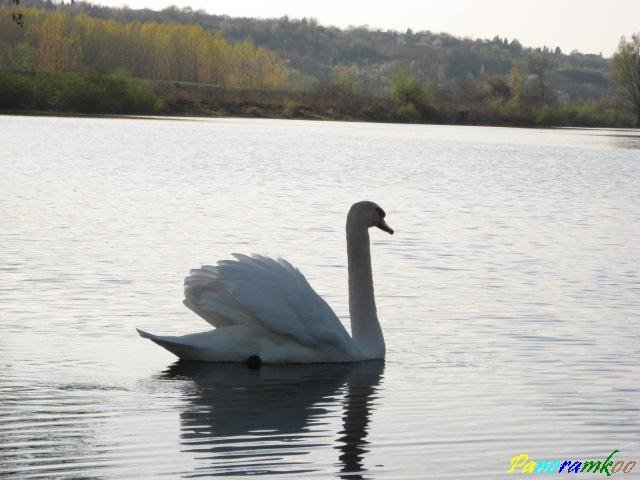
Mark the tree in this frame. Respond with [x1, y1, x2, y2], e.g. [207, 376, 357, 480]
[529, 52, 549, 104]
[612, 33, 640, 126]
[329, 65, 360, 96]
[11, 0, 24, 27]
[389, 67, 425, 106]
[508, 60, 527, 114]
[0, 6, 287, 90]
[480, 66, 510, 99]
[389, 67, 437, 121]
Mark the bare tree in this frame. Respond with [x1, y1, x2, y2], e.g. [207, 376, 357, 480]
[11, 0, 24, 27]
[529, 52, 549, 104]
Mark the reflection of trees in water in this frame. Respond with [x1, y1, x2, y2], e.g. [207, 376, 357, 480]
[610, 136, 640, 150]
[162, 361, 384, 477]
[594, 133, 640, 150]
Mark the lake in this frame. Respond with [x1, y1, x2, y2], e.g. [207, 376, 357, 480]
[1, 115, 639, 479]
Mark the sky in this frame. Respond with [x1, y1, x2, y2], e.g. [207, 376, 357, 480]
[93, 0, 639, 57]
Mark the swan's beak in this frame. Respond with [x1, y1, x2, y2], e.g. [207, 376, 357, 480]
[377, 218, 394, 235]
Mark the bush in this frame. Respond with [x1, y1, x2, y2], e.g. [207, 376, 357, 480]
[0, 68, 158, 114]
[56, 70, 156, 114]
[395, 104, 421, 123]
[535, 103, 635, 128]
[480, 97, 524, 125]
[283, 99, 302, 117]
[0, 68, 35, 109]
[535, 105, 571, 126]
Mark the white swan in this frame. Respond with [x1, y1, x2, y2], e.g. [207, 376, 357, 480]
[137, 201, 394, 363]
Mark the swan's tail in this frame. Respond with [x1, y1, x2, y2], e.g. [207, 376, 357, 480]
[136, 328, 154, 339]
[136, 328, 204, 360]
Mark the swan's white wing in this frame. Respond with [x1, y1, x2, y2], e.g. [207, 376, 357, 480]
[184, 254, 353, 354]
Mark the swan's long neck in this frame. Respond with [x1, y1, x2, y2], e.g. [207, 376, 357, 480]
[347, 218, 385, 359]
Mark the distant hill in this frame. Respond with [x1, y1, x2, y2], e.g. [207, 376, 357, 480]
[5, 0, 632, 128]
[11, 0, 612, 101]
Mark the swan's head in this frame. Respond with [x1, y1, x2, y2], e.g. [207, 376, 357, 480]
[348, 201, 394, 235]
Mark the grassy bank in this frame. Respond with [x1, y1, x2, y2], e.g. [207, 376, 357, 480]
[1, 68, 636, 127]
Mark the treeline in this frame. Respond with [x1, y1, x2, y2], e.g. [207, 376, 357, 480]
[35, 0, 612, 101]
[0, 66, 402, 120]
[0, 2, 637, 127]
[0, 6, 286, 88]
[385, 67, 635, 127]
[5, 64, 630, 127]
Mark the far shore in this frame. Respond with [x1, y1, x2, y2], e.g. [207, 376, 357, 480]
[2, 108, 638, 131]
[2, 69, 638, 129]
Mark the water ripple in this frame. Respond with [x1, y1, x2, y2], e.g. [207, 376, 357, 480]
[0, 116, 639, 478]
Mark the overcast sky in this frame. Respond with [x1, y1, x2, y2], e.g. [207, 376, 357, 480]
[93, 0, 639, 57]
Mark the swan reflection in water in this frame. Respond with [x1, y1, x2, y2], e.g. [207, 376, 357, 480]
[161, 360, 384, 478]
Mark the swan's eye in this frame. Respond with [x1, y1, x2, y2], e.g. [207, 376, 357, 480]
[375, 206, 385, 219]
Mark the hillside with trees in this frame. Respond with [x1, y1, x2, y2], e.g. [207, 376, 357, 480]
[29, 0, 613, 100]
[0, 5, 285, 88]
[1, 0, 637, 126]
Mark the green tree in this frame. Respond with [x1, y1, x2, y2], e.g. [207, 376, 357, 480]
[389, 67, 425, 106]
[612, 33, 640, 126]
[389, 67, 437, 122]
[508, 60, 527, 114]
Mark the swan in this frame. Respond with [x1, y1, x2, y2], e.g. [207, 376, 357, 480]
[137, 201, 394, 364]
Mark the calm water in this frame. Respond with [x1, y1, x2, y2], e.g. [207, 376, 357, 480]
[1, 115, 639, 479]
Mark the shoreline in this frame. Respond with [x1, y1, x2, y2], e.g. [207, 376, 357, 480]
[2, 69, 637, 129]
[2, 109, 637, 131]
